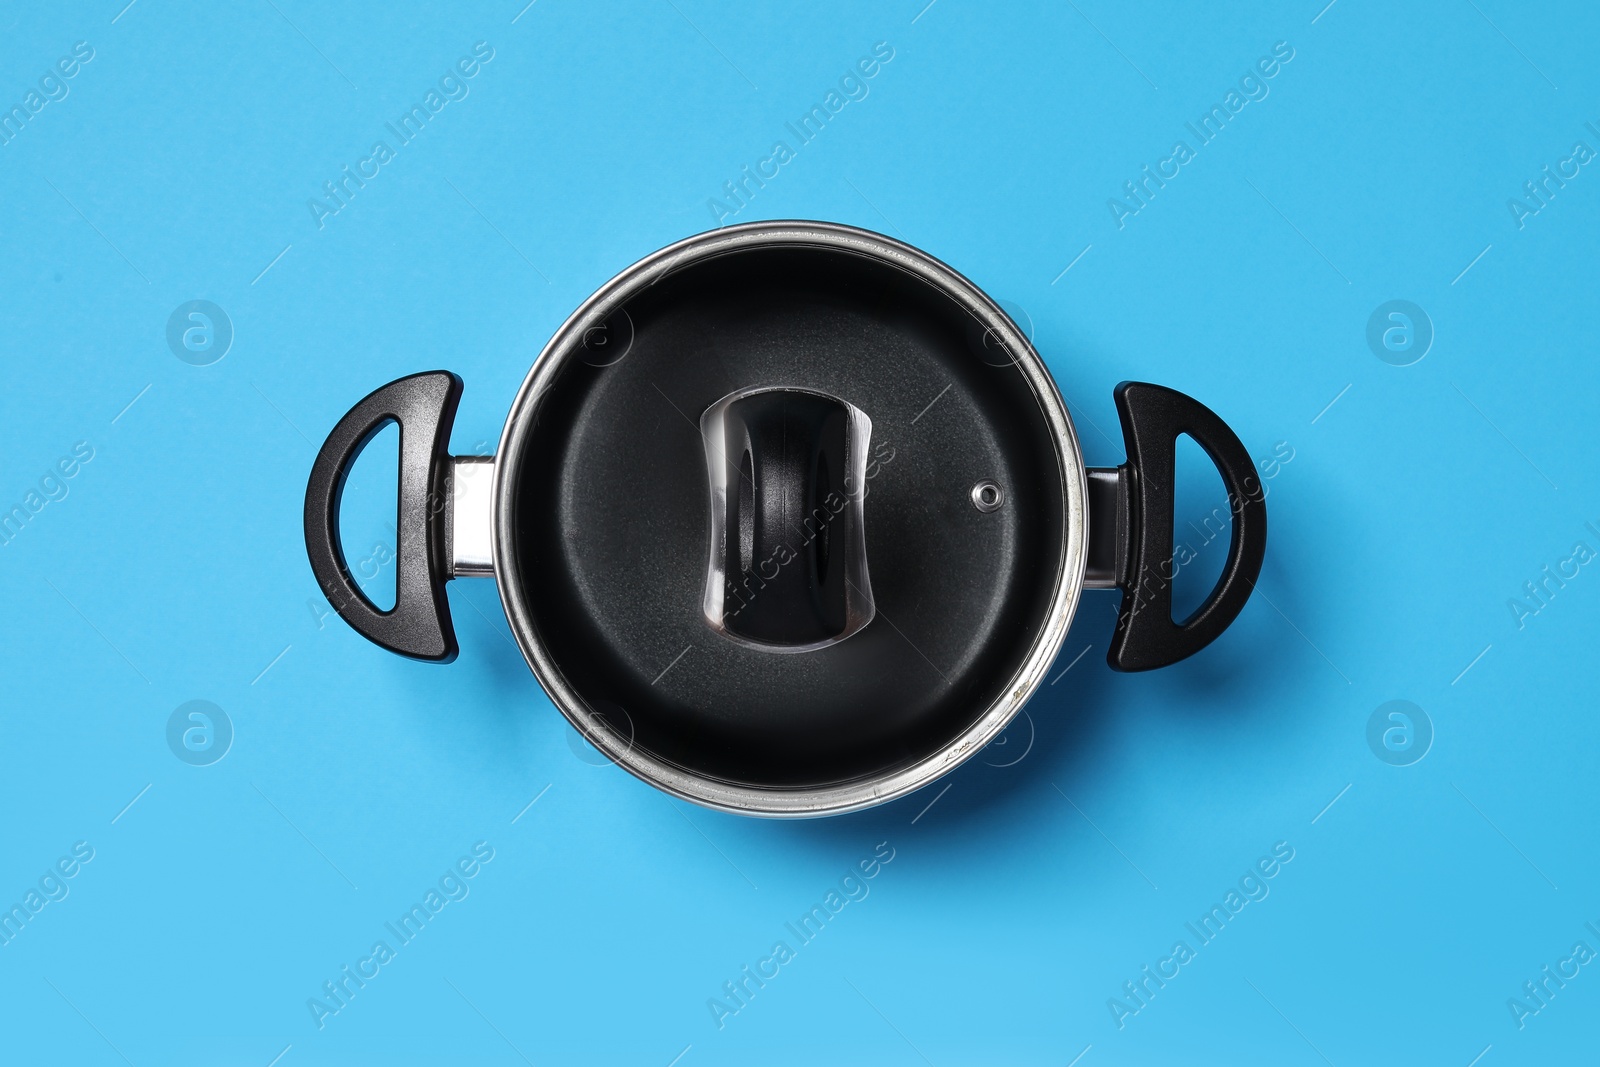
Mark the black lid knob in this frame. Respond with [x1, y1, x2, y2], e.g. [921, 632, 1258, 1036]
[700, 387, 875, 652]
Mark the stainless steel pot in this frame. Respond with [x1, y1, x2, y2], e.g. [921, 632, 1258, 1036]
[305, 222, 1266, 817]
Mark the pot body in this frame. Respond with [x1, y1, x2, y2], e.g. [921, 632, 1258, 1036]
[492, 223, 1089, 816]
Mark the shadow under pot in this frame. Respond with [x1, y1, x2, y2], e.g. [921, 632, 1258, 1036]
[304, 222, 1267, 817]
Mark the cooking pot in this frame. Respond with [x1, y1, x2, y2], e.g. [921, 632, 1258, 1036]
[304, 222, 1266, 817]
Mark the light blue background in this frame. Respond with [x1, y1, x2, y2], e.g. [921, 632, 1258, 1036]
[2, 1, 1597, 1063]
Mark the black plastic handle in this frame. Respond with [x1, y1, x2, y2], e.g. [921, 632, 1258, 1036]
[721, 389, 854, 646]
[303, 371, 463, 662]
[1091, 382, 1267, 672]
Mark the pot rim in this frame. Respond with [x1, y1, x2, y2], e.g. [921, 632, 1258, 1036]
[492, 221, 1088, 817]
